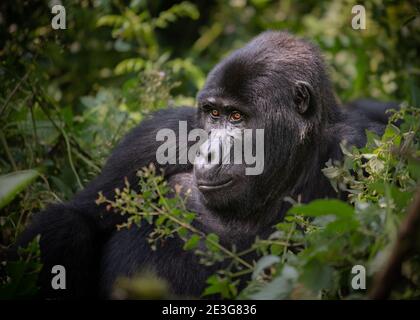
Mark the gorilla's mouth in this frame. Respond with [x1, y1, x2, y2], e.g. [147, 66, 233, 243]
[197, 178, 233, 191]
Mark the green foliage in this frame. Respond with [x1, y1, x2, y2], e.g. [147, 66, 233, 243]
[1, 0, 419, 299]
[98, 108, 420, 299]
[239, 107, 420, 300]
[96, 0, 203, 90]
[0, 170, 40, 209]
[96, 165, 254, 298]
[0, 237, 42, 299]
[111, 272, 170, 300]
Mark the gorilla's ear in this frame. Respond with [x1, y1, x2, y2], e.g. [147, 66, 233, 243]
[293, 81, 315, 114]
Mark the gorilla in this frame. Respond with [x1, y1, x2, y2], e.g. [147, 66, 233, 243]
[16, 31, 396, 298]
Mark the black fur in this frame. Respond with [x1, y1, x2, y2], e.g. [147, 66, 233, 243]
[16, 31, 397, 298]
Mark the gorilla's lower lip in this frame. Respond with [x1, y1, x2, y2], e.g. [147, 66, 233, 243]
[197, 178, 233, 191]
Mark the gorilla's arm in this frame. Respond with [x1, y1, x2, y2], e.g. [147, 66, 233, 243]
[71, 107, 196, 232]
[15, 107, 196, 298]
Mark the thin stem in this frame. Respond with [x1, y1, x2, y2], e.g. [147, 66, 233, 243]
[111, 113, 129, 146]
[0, 130, 17, 171]
[29, 97, 39, 150]
[34, 95, 83, 189]
[62, 124, 83, 189]
[257, 239, 303, 247]
[282, 224, 295, 263]
[0, 71, 30, 117]
[73, 148, 101, 173]
[227, 268, 254, 278]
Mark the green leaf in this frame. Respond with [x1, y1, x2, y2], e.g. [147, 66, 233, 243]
[202, 275, 237, 299]
[177, 227, 188, 238]
[0, 237, 42, 299]
[382, 124, 400, 142]
[408, 159, 420, 181]
[205, 233, 220, 252]
[324, 217, 359, 233]
[0, 170, 40, 209]
[288, 199, 354, 219]
[114, 58, 145, 75]
[390, 186, 413, 209]
[154, 2, 199, 29]
[300, 258, 334, 292]
[96, 15, 125, 28]
[183, 234, 201, 250]
[270, 244, 283, 255]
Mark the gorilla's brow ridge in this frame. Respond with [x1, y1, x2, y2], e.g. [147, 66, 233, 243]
[198, 94, 253, 115]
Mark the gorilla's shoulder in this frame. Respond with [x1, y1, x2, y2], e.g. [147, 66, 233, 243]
[327, 100, 396, 153]
[111, 106, 195, 151]
[102, 106, 196, 177]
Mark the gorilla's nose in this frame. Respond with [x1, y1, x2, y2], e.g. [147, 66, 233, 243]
[194, 141, 234, 191]
[195, 141, 219, 169]
[194, 134, 232, 172]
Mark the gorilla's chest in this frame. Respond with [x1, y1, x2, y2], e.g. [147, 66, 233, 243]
[167, 172, 266, 245]
[167, 172, 223, 235]
[100, 174, 265, 297]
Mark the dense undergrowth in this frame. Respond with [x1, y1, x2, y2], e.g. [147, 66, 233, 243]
[1, 0, 419, 299]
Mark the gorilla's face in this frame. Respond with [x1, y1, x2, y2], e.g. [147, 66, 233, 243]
[193, 32, 324, 218]
[194, 90, 256, 212]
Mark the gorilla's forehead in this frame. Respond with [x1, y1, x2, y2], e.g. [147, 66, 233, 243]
[199, 55, 273, 105]
[199, 31, 323, 107]
[216, 55, 268, 88]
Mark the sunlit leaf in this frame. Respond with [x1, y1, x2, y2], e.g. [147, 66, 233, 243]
[0, 170, 40, 209]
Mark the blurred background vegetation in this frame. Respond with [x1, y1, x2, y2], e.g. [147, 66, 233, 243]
[0, 0, 419, 298]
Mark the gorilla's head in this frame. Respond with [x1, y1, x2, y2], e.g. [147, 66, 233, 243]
[193, 31, 338, 220]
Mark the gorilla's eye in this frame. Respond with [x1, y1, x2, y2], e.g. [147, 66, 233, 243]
[210, 109, 220, 118]
[229, 111, 243, 122]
